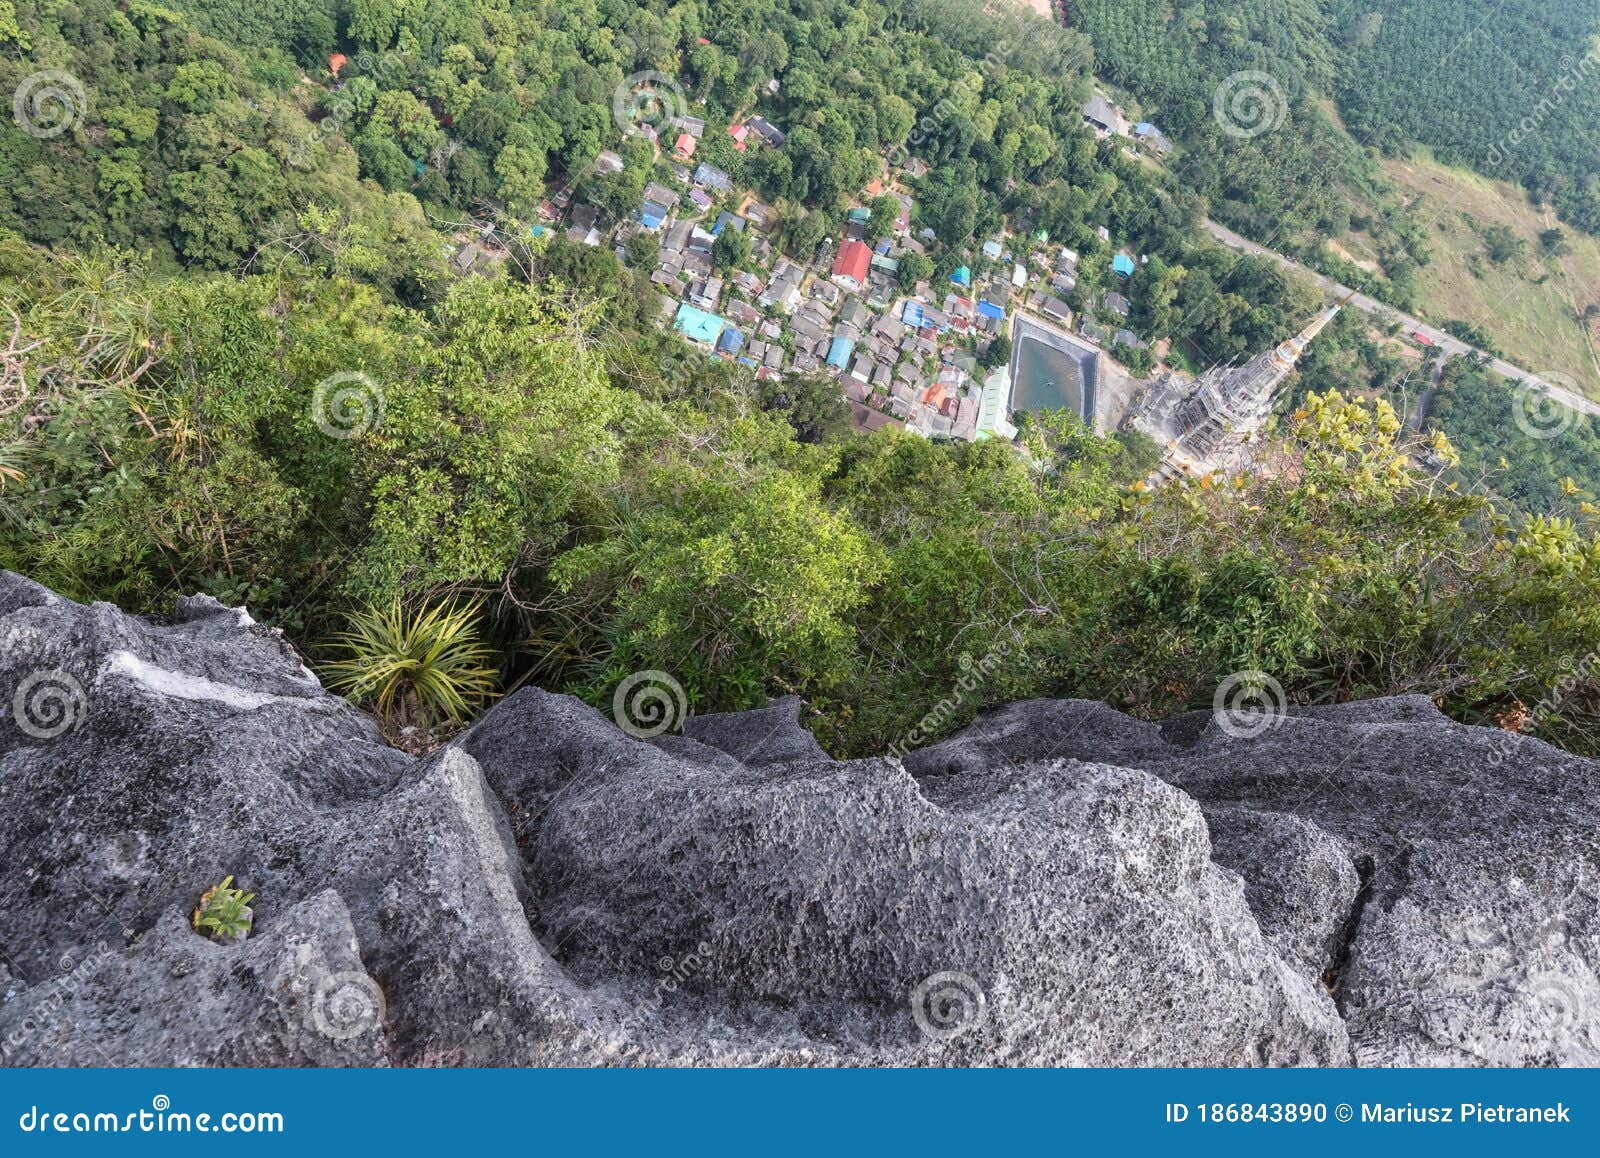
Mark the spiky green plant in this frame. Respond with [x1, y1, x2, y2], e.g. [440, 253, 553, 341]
[322, 600, 498, 733]
[193, 876, 255, 942]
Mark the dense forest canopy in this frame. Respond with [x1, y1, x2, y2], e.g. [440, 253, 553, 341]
[1061, 0, 1600, 235]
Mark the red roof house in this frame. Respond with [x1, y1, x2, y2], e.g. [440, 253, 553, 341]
[728, 123, 750, 152]
[831, 239, 872, 291]
[675, 133, 697, 157]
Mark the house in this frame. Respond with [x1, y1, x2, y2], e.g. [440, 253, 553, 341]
[716, 327, 745, 356]
[688, 277, 722, 310]
[950, 265, 972, 289]
[727, 299, 762, 326]
[747, 116, 786, 147]
[713, 211, 745, 236]
[1082, 93, 1127, 137]
[662, 220, 694, 253]
[831, 239, 872, 292]
[810, 279, 841, 307]
[851, 402, 898, 434]
[1112, 253, 1136, 278]
[674, 133, 697, 157]
[1012, 263, 1028, 289]
[688, 187, 714, 211]
[1133, 122, 1174, 155]
[982, 239, 1004, 262]
[1103, 292, 1131, 318]
[694, 164, 734, 194]
[643, 183, 681, 210]
[826, 336, 855, 371]
[673, 114, 706, 139]
[840, 298, 870, 333]
[743, 201, 777, 231]
[1040, 296, 1074, 327]
[728, 123, 750, 151]
[639, 200, 669, 231]
[687, 227, 716, 255]
[673, 303, 725, 345]
[849, 353, 874, 383]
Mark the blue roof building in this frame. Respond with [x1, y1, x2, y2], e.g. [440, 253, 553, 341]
[640, 200, 669, 230]
[951, 266, 972, 288]
[976, 301, 1006, 320]
[902, 301, 926, 327]
[674, 303, 726, 345]
[716, 327, 745, 355]
[1112, 253, 1136, 277]
[826, 336, 854, 369]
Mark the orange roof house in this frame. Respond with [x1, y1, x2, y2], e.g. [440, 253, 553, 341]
[728, 123, 750, 152]
[328, 52, 347, 78]
[675, 133, 697, 157]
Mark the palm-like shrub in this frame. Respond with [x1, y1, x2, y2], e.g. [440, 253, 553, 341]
[323, 600, 498, 734]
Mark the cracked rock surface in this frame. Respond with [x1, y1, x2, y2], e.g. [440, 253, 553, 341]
[2, 573, 1596, 1066]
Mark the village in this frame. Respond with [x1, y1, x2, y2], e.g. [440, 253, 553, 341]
[509, 88, 1178, 443]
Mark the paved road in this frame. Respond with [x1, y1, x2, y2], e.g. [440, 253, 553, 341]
[1201, 219, 1600, 420]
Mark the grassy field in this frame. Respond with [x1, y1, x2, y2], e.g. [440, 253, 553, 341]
[1355, 152, 1600, 394]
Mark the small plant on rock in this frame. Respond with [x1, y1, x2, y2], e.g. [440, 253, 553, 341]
[322, 599, 498, 739]
[193, 876, 255, 943]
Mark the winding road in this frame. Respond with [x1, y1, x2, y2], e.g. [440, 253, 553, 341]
[1202, 219, 1600, 420]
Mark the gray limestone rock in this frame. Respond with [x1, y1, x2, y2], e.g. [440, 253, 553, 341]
[3, 573, 1595, 1067]
[908, 696, 1600, 1066]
